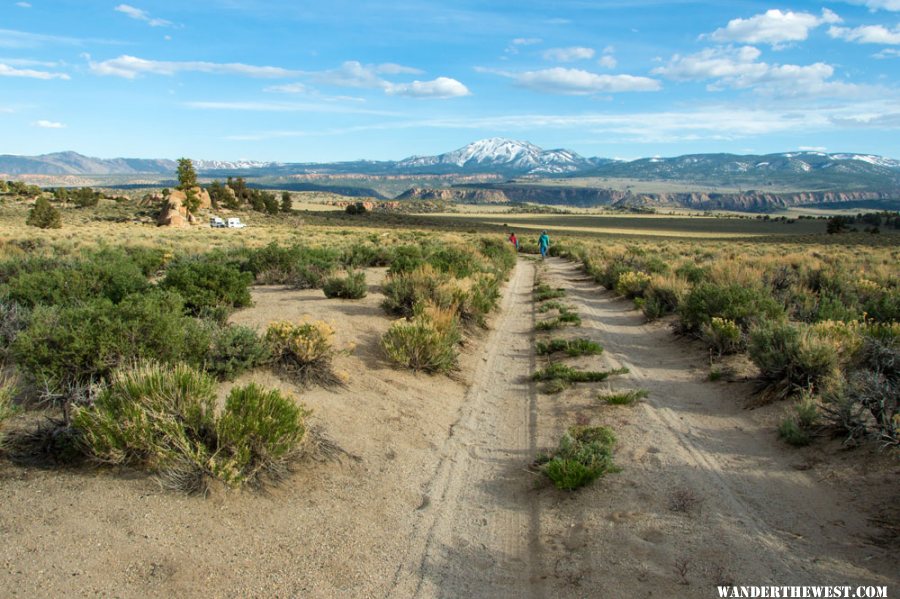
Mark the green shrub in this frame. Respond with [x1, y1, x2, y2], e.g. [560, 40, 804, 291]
[427, 246, 480, 278]
[679, 282, 783, 334]
[26, 197, 62, 229]
[535, 283, 566, 302]
[214, 383, 308, 486]
[641, 276, 688, 321]
[381, 264, 447, 317]
[536, 426, 618, 490]
[0, 374, 18, 443]
[536, 338, 603, 357]
[478, 237, 517, 275]
[0, 300, 29, 358]
[161, 257, 253, 317]
[266, 320, 341, 386]
[748, 322, 838, 401]
[675, 262, 709, 284]
[700, 317, 744, 356]
[247, 243, 340, 288]
[340, 243, 392, 269]
[3, 250, 149, 308]
[72, 363, 307, 491]
[615, 271, 652, 298]
[387, 245, 426, 274]
[777, 418, 812, 447]
[323, 271, 367, 299]
[203, 324, 270, 381]
[537, 300, 566, 313]
[600, 389, 648, 405]
[381, 305, 460, 374]
[536, 308, 582, 331]
[532, 362, 628, 392]
[11, 291, 195, 386]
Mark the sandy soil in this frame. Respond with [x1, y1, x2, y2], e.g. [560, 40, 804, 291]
[0, 259, 896, 598]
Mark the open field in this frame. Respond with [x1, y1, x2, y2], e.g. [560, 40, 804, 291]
[0, 196, 898, 597]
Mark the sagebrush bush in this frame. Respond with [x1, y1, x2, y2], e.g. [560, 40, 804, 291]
[748, 321, 838, 400]
[381, 304, 460, 374]
[72, 363, 307, 491]
[323, 271, 368, 299]
[642, 275, 689, 321]
[615, 271, 652, 298]
[382, 264, 447, 317]
[700, 317, 744, 356]
[203, 323, 270, 381]
[266, 320, 341, 386]
[0, 300, 29, 358]
[536, 426, 618, 490]
[679, 282, 783, 334]
[161, 257, 253, 317]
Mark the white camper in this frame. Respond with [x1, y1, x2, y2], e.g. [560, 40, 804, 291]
[226, 217, 247, 229]
[210, 216, 225, 228]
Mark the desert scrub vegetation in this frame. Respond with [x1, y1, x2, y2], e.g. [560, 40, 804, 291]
[535, 337, 603, 357]
[72, 363, 308, 492]
[572, 238, 899, 449]
[534, 282, 566, 302]
[381, 239, 513, 327]
[532, 362, 628, 394]
[599, 388, 649, 406]
[0, 373, 18, 445]
[535, 306, 582, 331]
[535, 426, 619, 490]
[381, 304, 461, 374]
[322, 271, 367, 299]
[266, 320, 343, 387]
[160, 255, 253, 318]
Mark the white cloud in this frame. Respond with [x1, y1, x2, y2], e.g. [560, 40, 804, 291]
[33, 120, 66, 128]
[264, 82, 310, 94]
[314, 61, 467, 99]
[0, 62, 70, 79]
[829, 24, 900, 44]
[385, 77, 470, 98]
[184, 100, 400, 117]
[88, 55, 298, 78]
[799, 145, 828, 151]
[515, 67, 661, 94]
[375, 63, 423, 75]
[16, 2, 31, 7]
[707, 9, 841, 47]
[114, 4, 173, 27]
[512, 37, 542, 46]
[842, 0, 900, 10]
[653, 46, 862, 98]
[874, 47, 900, 56]
[542, 46, 595, 62]
[597, 55, 617, 69]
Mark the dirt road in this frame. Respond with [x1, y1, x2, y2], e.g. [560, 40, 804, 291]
[1, 258, 895, 598]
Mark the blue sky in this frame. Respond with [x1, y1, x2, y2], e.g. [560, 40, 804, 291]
[1, 0, 899, 161]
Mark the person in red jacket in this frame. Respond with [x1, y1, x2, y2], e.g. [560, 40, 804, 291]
[508, 231, 519, 251]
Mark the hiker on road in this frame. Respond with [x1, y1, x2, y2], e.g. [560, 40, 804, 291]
[509, 231, 519, 251]
[538, 230, 550, 259]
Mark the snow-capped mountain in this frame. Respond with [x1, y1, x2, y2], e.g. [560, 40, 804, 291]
[192, 159, 279, 171]
[396, 138, 590, 174]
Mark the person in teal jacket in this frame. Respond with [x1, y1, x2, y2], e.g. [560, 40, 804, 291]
[538, 230, 550, 258]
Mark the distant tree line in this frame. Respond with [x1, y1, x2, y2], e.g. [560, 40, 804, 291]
[826, 211, 900, 234]
[205, 177, 293, 216]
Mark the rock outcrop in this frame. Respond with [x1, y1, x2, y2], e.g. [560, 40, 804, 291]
[156, 187, 211, 227]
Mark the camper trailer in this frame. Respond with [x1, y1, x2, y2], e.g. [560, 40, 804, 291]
[210, 216, 225, 228]
[226, 217, 246, 229]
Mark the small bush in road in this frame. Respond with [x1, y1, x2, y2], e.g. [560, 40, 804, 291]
[535, 338, 603, 357]
[532, 362, 628, 393]
[599, 389, 648, 405]
[536, 426, 618, 490]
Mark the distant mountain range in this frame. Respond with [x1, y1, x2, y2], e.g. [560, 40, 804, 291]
[2, 139, 899, 191]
